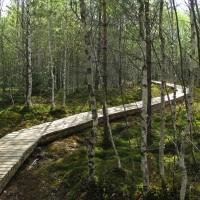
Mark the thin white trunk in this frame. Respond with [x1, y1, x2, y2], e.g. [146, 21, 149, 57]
[47, 2, 55, 107]
[138, 0, 149, 197]
[105, 99, 121, 168]
[79, 0, 98, 184]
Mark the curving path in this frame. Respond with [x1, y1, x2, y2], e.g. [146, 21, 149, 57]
[0, 82, 187, 194]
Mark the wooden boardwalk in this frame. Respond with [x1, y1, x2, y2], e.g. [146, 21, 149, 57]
[0, 82, 186, 194]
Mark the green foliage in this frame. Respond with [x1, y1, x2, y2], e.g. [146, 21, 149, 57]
[120, 129, 135, 141]
[146, 187, 181, 200]
[112, 123, 125, 135]
[49, 106, 67, 118]
[0, 110, 21, 137]
[2, 80, 200, 200]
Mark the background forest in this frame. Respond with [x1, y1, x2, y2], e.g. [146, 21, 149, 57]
[1, 0, 200, 199]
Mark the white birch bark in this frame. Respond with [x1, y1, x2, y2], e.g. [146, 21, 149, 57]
[25, 0, 32, 107]
[79, 0, 98, 184]
[47, 2, 55, 107]
[179, 1, 195, 199]
[138, 0, 149, 197]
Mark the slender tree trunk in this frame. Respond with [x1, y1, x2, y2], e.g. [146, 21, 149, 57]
[138, 0, 149, 198]
[25, 0, 32, 107]
[47, 2, 55, 107]
[102, 0, 110, 148]
[180, 1, 195, 199]
[169, 0, 177, 144]
[159, 0, 166, 189]
[67, 62, 70, 95]
[20, 0, 26, 100]
[0, 36, 7, 102]
[79, 0, 98, 185]
[76, 54, 79, 90]
[145, 0, 152, 140]
[95, 0, 101, 90]
[118, 18, 122, 88]
[172, 0, 187, 109]
[190, 0, 198, 166]
[171, 7, 178, 186]
[99, 71, 121, 168]
[194, 0, 200, 86]
[63, 44, 67, 108]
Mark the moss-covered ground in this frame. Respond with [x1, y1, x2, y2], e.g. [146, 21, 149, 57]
[1, 84, 200, 199]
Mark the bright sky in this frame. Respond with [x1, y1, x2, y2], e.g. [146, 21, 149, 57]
[1, 0, 11, 16]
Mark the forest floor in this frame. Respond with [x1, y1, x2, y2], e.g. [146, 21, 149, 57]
[0, 84, 200, 199]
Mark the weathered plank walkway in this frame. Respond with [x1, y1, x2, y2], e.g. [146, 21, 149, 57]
[0, 82, 187, 194]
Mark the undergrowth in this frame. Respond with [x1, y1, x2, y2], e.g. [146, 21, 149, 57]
[0, 86, 200, 199]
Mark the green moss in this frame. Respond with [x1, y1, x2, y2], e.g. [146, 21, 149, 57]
[112, 123, 125, 135]
[120, 129, 135, 141]
[23, 113, 35, 120]
[49, 106, 67, 117]
[2, 84, 200, 199]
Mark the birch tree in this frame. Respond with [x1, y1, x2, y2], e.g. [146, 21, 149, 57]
[138, 0, 149, 197]
[95, 0, 101, 91]
[47, 1, 55, 107]
[145, 0, 152, 139]
[179, 1, 195, 199]
[79, 0, 98, 185]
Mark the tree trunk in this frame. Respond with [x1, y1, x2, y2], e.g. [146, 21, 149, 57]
[180, 1, 195, 199]
[63, 44, 67, 108]
[79, 0, 98, 185]
[118, 18, 122, 88]
[95, 0, 101, 91]
[145, 0, 152, 140]
[138, 0, 149, 197]
[172, 0, 187, 109]
[25, 0, 32, 107]
[47, 2, 55, 107]
[159, 0, 166, 188]
[102, 0, 111, 148]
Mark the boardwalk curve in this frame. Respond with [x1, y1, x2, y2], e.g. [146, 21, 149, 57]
[0, 81, 187, 194]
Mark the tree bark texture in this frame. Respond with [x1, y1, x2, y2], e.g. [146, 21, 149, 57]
[159, 0, 165, 186]
[25, 0, 32, 107]
[95, 0, 101, 91]
[145, 0, 152, 139]
[102, 0, 110, 148]
[79, 0, 98, 185]
[180, 1, 195, 199]
[47, 2, 55, 107]
[63, 44, 67, 107]
[138, 0, 149, 197]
